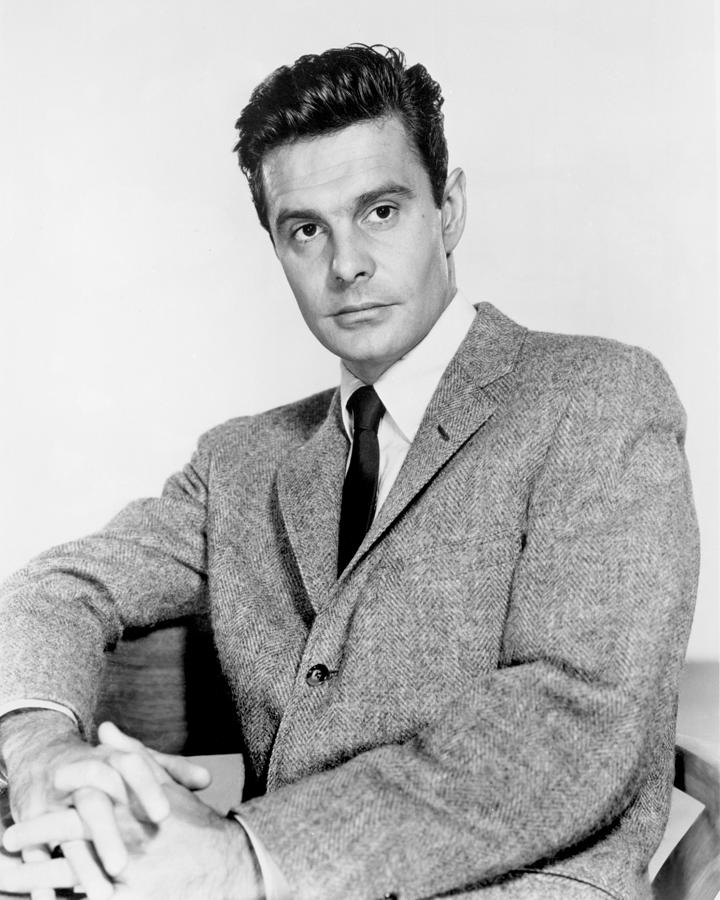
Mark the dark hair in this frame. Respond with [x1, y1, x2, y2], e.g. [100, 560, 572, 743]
[234, 44, 448, 232]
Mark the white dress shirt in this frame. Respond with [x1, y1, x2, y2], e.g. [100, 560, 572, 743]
[0, 290, 478, 900]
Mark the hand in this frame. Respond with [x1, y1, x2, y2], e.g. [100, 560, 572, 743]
[1, 712, 210, 900]
[1, 782, 262, 900]
[1, 710, 122, 900]
[93, 720, 212, 804]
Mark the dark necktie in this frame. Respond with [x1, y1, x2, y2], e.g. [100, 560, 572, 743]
[337, 386, 385, 575]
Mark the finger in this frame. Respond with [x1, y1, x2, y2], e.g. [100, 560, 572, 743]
[22, 847, 58, 900]
[30, 888, 56, 900]
[4, 811, 85, 852]
[106, 752, 169, 823]
[53, 760, 129, 805]
[72, 787, 127, 876]
[0, 852, 75, 894]
[97, 723, 169, 786]
[61, 840, 114, 900]
[98, 723, 211, 791]
[148, 751, 211, 791]
[96, 722, 141, 752]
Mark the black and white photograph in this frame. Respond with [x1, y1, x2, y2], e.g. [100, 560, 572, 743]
[0, 2, 717, 899]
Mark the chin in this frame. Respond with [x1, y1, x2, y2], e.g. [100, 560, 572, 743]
[330, 338, 385, 365]
[344, 350, 405, 382]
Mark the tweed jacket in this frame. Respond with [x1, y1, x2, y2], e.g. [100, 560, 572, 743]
[0, 303, 699, 900]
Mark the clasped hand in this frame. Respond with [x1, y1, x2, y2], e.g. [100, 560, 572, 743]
[0, 721, 257, 900]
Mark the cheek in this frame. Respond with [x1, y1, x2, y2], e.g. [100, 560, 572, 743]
[280, 261, 319, 312]
[390, 239, 445, 303]
[417, 234, 449, 291]
[399, 214, 443, 266]
[281, 245, 328, 291]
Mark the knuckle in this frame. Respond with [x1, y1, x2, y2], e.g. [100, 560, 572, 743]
[57, 757, 97, 783]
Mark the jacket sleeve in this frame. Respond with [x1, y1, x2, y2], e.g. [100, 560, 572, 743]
[236, 348, 700, 900]
[0, 438, 211, 737]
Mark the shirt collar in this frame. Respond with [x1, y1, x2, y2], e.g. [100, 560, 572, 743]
[340, 291, 477, 442]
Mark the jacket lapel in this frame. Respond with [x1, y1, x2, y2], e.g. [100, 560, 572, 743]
[276, 390, 347, 610]
[277, 302, 528, 600]
[339, 302, 527, 579]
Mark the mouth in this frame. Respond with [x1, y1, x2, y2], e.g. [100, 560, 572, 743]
[335, 301, 386, 315]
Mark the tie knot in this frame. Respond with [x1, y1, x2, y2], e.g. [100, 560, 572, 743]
[347, 386, 385, 433]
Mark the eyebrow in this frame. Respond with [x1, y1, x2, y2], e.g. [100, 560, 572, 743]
[274, 182, 416, 233]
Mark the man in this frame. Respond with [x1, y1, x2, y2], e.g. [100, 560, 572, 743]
[0, 44, 699, 900]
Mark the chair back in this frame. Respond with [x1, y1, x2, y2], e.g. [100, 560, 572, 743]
[652, 736, 720, 900]
[96, 615, 241, 754]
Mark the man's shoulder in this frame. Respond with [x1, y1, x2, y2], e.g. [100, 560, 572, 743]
[511, 319, 683, 432]
[522, 321, 654, 377]
[471, 302, 680, 419]
[511, 315, 673, 399]
[472, 302, 667, 384]
[197, 386, 338, 454]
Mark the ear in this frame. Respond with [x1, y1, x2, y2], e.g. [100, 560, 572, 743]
[440, 167, 467, 256]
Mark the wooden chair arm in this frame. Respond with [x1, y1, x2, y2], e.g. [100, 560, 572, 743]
[652, 734, 720, 900]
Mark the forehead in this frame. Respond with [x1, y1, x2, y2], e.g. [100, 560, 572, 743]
[261, 116, 429, 223]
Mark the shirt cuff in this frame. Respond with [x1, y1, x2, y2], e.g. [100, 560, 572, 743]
[231, 812, 293, 900]
[0, 699, 79, 724]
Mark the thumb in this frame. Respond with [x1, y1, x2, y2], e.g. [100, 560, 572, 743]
[97, 721, 211, 791]
[95, 721, 142, 753]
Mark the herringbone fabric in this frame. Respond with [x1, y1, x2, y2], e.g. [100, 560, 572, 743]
[0, 303, 699, 900]
[338, 386, 385, 575]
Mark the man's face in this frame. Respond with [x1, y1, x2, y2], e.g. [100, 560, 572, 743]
[262, 116, 465, 383]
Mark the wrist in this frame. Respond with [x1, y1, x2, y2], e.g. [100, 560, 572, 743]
[0, 709, 79, 781]
[221, 814, 264, 900]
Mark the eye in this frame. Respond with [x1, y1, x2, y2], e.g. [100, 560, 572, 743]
[367, 205, 396, 223]
[293, 222, 320, 243]
[363, 204, 398, 228]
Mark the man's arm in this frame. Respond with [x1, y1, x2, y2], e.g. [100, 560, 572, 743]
[0, 427, 285, 900]
[0, 442, 213, 898]
[0, 443, 210, 737]
[231, 348, 699, 900]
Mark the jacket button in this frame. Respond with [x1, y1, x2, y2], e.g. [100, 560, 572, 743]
[305, 664, 330, 686]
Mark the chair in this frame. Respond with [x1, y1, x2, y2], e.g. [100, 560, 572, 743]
[96, 615, 241, 755]
[652, 735, 720, 900]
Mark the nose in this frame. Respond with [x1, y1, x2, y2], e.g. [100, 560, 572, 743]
[330, 227, 375, 284]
